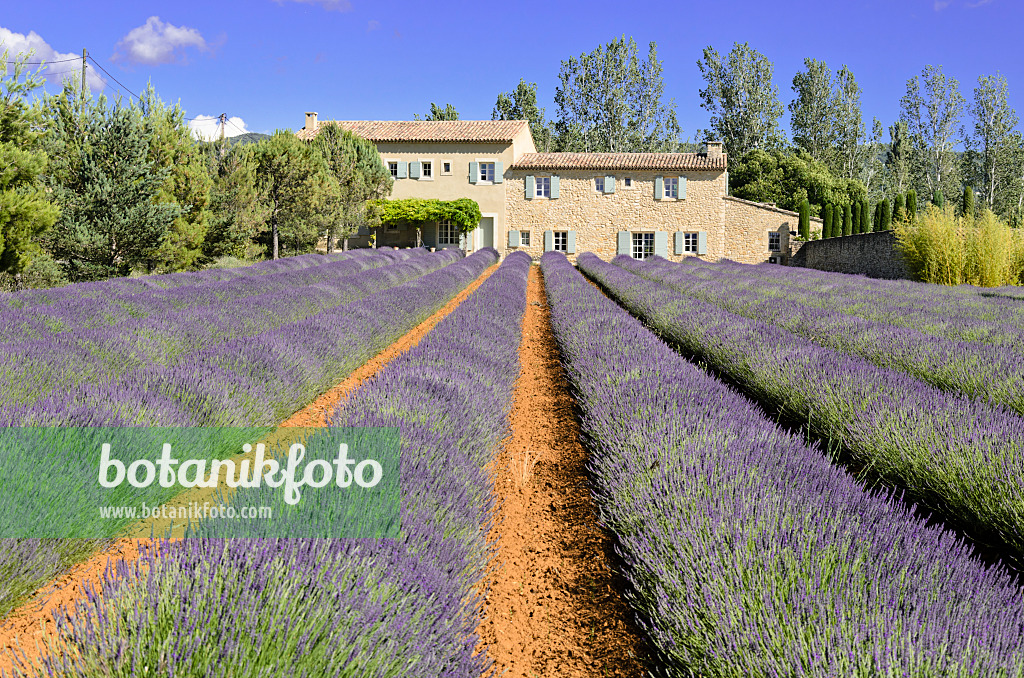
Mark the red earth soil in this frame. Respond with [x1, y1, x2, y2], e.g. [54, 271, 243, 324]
[0, 263, 498, 676]
[477, 266, 652, 677]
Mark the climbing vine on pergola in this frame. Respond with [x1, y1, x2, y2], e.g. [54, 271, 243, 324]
[373, 198, 482, 246]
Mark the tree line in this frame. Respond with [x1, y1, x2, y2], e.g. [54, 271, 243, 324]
[0, 49, 392, 290]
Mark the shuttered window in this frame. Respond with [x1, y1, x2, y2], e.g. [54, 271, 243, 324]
[632, 233, 655, 259]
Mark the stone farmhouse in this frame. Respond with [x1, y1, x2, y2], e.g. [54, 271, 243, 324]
[296, 113, 821, 263]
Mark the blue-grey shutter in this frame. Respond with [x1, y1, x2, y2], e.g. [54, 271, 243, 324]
[494, 161, 503, 183]
[550, 175, 560, 199]
[655, 176, 664, 200]
[617, 231, 630, 255]
[697, 231, 708, 255]
[567, 230, 577, 254]
[544, 230, 554, 252]
[654, 231, 668, 257]
[525, 175, 535, 199]
[508, 230, 520, 247]
[423, 224, 436, 248]
[409, 161, 421, 179]
[674, 231, 684, 255]
[679, 176, 688, 199]
[469, 162, 479, 184]
[605, 176, 615, 194]
[397, 161, 408, 179]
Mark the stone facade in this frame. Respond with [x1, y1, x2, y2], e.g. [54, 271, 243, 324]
[723, 196, 823, 264]
[790, 230, 912, 280]
[504, 170, 728, 263]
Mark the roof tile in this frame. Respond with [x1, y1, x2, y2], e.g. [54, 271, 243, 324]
[296, 120, 530, 142]
[510, 152, 726, 172]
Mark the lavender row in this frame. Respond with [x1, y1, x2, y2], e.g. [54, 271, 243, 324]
[617, 255, 1024, 413]
[577, 252, 1024, 570]
[0, 249, 459, 408]
[34, 252, 532, 677]
[542, 251, 1024, 676]
[679, 256, 1024, 349]
[0, 249, 497, 626]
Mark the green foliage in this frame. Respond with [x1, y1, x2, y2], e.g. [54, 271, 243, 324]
[881, 198, 892, 231]
[729, 149, 866, 214]
[933, 189, 945, 209]
[962, 185, 976, 219]
[893, 193, 906, 222]
[872, 202, 881, 232]
[555, 36, 681, 152]
[843, 203, 853, 236]
[40, 87, 180, 281]
[697, 41, 784, 157]
[0, 49, 60, 273]
[907, 189, 918, 219]
[250, 131, 331, 259]
[900, 65, 965, 203]
[493, 79, 553, 152]
[798, 199, 810, 240]
[375, 198, 482, 232]
[964, 74, 1019, 213]
[861, 199, 871, 234]
[852, 201, 862, 234]
[895, 205, 1024, 286]
[822, 203, 833, 238]
[414, 103, 459, 121]
[0, 252, 67, 291]
[204, 144, 271, 259]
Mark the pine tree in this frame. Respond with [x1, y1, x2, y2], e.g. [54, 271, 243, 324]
[798, 198, 810, 239]
[962, 185, 976, 219]
[881, 198, 892, 230]
[843, 203, 853, 236]
[933, 189, 945, 209]
[907, 189, 918, 220]
[894, 194, 906, 222]
[204, 144, 271, 259]
[823, 203, 833, 237]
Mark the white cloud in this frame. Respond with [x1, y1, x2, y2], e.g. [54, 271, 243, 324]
[188, 114, 251, 141]
[273, 0, 353, 11]
[113, 16, 208, 65]
[0, 25, 106, 90]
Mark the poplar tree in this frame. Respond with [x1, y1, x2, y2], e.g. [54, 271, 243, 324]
[414, 103, 459, 121]
[900, 65, 965, 199]
[493, 79, 554, 152]
[965, 73, 1019, 211]
[0, 49, 59, 275]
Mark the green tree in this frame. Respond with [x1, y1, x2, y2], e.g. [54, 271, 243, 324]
[873, 202, 881, 232]
[203, 143, 271, 259]
[250, 131, 330, 259]
[907, 189, 918, 219]
[843, 203, 853, 236]
[852, 200, 862, 234]
[554, 36, 681, 152]
[962, 185, 976, 219]
[40, 88, 180, 281]
[311, 123, 393, 251]
[0, 49, 60, 275]
[900, 65, 965, 200]
[834, 66, 867, 181]
[493, 79, 554, 152]
[964, 73, 1019, 212]
[861, 198, 871, 233]
[894, 193, 906, 223]
[881, 198, 892, 230]
[933, 189, 945, 209]
[789, 58, 835, 165]
[823, 203, 833, 238]
[697, 41, 784, 157]
[885, 121, 914, 195]
[729, 149, 866, 215]
[798, 198, 810, 239]
[414, 103, 459, 121]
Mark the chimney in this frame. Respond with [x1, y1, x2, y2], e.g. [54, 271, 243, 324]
[705, 140, 723, 159]
[305, 111, 318, 131]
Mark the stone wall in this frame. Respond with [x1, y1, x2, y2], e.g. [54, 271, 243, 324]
[504, 169, 727, 263]
[789, 230, 912, 279]
[723, 196, 823, 264]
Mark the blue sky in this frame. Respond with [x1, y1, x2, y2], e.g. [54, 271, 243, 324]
[2, 0, 1020, 142]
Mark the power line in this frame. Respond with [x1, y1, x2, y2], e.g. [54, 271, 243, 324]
[86, 55, 139, 102]
[3, 56, 80, 65]
[225, 117, 249, 136]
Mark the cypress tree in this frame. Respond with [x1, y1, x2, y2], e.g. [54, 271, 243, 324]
[962, 186, 975, 219]
[834, 205, 843, 236]
[873, 202, 881, 232]
[843, 203, 853, 236]
[798, 199, 810, 240]
[907, 189, 917, 220]
[933, 189, 945, 209]
[861, 199, 871, 234]
[894, 194, 906, 223]
[881, 198, 892, 231]
[823, 204, 833, 238]
[852, 201, 861, 234]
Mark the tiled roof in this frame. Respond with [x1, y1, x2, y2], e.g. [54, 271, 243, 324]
[510, 152, 727, 171]
[295, 120, 530, 142]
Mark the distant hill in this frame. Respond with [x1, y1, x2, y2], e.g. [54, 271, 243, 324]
[225, 132, 271, 147]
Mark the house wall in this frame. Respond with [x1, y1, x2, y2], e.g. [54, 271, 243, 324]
[790, 230, 912, 279]
[503, 170, 727, 263]
[723, 196, 823, 264]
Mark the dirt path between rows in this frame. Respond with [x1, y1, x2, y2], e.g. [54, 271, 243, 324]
[0, 263, 498, 677]
[478, 266, 651, 678]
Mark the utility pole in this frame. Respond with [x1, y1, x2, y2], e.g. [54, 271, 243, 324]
[218, 113, 228, 158]
[80, 48, 87, 118]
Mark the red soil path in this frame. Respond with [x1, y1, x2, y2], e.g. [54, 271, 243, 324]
[477, 266, 651, 677]
[0, 263, 498, 676]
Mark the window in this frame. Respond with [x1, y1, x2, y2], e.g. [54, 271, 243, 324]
[438, 220, 459, 245]
[388, 162, 398, 178]
[479, 162, 495, 182]
[421, 161, 432, 178]
[536, 176, 551, 198]
[632, 232, 655, 260]
[664, 177, 679, 199]
[594, 176, 605, 192]
[624, 177, 632, 188]
[683, 232, 698, 253]
[553, 231, 568, 252]
[768, 232, 781, 251]
[521, 230, 531, 246]
[442, 161, 452, 175]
